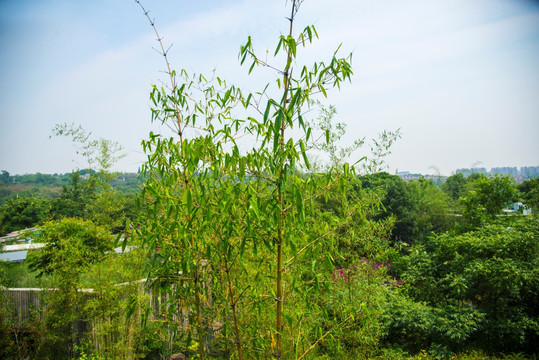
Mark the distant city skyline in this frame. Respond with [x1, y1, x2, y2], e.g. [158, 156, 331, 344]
[398, 164, 539, 175]
[398, 165, 539, 185]
[1, 0, 538, 176]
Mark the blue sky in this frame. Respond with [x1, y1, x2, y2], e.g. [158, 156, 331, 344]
[1, 0, 538, 175]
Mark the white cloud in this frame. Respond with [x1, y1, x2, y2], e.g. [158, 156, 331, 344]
[1, 0, 538, 174]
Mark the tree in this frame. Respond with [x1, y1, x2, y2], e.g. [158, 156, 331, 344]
[519, 178, 539, 214]
[407, 178, 453, 238]
[51, 172, 96, 219]
[0, 197, 49, 235]
[442, 173, 468, 202]
[28, 218, 112, 279]
[51, 123, 125, 180]
[308, 101, 364, 169]
[361, 129, 402, 174]
[359, 172, 419, 244]
[51, 123, 135, 231]
[0, 170, 9, 185]
[133, 0, 368, 358]
[87, 192, 136, 231]
[460, 175, 517, 227]
[358, 174, 453, 245]
[395, 218, 539, 354]
[27, 218, 113, 358]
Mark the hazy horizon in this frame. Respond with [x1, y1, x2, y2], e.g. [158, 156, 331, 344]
[3, 163, 539, 177]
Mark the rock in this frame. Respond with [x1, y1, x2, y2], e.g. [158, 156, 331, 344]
[170, 353, 186, 360]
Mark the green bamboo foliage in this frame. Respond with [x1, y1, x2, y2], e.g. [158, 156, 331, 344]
[136, 1, 358, 358]
[236, 1, 353, 357]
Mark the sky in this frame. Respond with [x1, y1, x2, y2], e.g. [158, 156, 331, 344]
[1, 0, 538, 176]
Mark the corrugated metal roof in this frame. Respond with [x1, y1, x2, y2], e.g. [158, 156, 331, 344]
[2, 243, 45, 251]
[0, 250, 28, 263]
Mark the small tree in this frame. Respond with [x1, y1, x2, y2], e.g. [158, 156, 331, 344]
[135, 0, 354, 356]
[29, 218, 112, 279]
[308, 101, 364, 169]
[51, 123, 125, 181]
[51, 123, 133, 231]
[442, 173, 468, 203]
[0, 170, 10, 184]
[461, 175, 517, 227]
[28, 218, 113, 358]
[397, 218, 539, 354]
[134, 0, 400, 358]
[0, 197, 48, 235]
[519, 178, 539, 214]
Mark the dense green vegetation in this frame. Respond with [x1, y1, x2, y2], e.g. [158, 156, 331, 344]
[1, 1, 538, 359]
[0, 171, 140, 235]
[0, 171, 140, 202]
[1, 172, 537, 359]
[1, 219, 148, 359]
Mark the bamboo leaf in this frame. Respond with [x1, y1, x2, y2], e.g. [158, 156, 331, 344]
[320, 85, 327, 98]
[274, 113, 282, 151]
[244, 93, 252, 108]
[264, 100, 271, 124]
[274, 36, 284, 56]
[299, 139, 310, 169]
[183, 189, 193, 215]
[296, 189, 305, 224]
[250, 198, 260, 221]
[288, 36, 297, 57]
[306, 127, 312, 142]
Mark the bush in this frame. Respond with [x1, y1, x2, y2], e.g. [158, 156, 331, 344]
[394, 218, 539, 354]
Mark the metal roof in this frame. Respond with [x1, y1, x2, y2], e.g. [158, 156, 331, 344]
[2, 243, 45, 252]
[0, 250, 28, 263]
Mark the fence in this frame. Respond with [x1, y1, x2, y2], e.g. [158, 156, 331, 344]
[2, 275, 218, 358]
[4, 288, 44, 327]
[2, 281, 172, 359]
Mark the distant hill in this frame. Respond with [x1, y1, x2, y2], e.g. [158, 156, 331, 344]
[0, 171, 142, 205]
